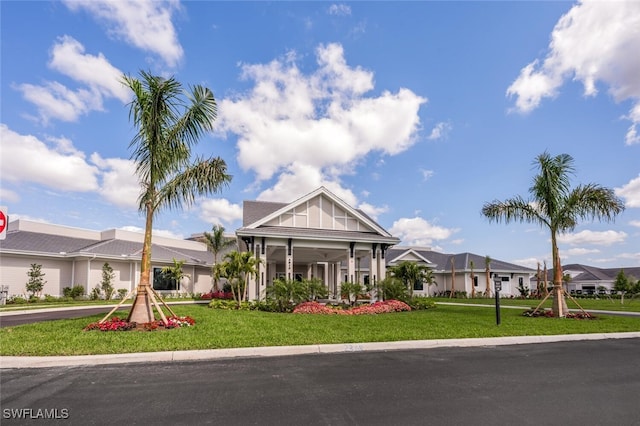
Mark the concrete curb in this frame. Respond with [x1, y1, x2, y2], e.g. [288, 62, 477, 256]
[2, 332, 639, 369]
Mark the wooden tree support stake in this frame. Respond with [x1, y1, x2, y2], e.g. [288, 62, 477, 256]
[98, 288, 135, 324]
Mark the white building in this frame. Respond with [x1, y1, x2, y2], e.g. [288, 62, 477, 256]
[0, 220, 224, 299]
[0, 187, 536, 301]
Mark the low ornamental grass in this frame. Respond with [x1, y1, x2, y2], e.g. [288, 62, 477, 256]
[0, 304, 638, 356]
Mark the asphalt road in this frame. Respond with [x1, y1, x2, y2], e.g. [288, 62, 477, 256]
[0, 306, 123, 328]
[2, 339, 639, 425]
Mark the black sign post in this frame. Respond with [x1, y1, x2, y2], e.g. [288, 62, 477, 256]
[493, 276, 502, 326]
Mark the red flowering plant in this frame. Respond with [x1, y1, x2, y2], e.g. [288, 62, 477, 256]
[293, 300, 411, 315]
[201, 291, 234, 300]
[84, 315, 196, 331]
[83, 317, 137, 332]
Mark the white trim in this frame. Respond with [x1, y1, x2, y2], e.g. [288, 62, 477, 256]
[244, 187, 394, 237]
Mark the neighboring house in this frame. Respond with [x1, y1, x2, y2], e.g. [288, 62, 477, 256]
[535, 264, 640, 295]
[236, 186, 400, 300]
[0, 220, 224, 299]
[384, 247, 535, 297]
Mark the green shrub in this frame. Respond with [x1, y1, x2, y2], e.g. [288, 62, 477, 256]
[379, 277, 410, 302]
[250, 300, 281, 312]
[89, 287, 101, 301]
[8, 296, 27, 304]
[117, 288, 128, 300]
[408, 296, 436, 310]
[265, 278, 308, 312]
[306, 278, 329, 301]
[43, 294, 59, 303]
[63, 285, 86, 299]
[208, 299, 238, 310]
[340, 281, 364, 306]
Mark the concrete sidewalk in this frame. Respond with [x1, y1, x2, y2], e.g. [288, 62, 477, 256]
[2, 332, 639, 369]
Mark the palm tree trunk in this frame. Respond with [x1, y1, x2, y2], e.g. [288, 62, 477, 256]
[128, 203, 158, 325]
[550, 232, 568, 317]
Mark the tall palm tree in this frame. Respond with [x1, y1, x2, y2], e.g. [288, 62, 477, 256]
[484, 256, 492, 298]
[203, 224, 235, 291]
[482, 152, 624, 317]
[124, 71, 232, 325]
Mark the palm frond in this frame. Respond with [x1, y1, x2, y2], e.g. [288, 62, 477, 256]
[156, 156, 232, 211]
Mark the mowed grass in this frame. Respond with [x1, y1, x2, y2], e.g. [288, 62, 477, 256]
[433, 296, 640, 312]
[1, 304, 639, 356]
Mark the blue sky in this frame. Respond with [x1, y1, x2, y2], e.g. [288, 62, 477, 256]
[1, 0, 639, 269]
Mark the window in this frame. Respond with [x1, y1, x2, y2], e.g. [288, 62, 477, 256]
[153, 267, 179, 291]
[501, 276, 510, 282]
[413, 280, 424, 291]
[474, 276, 479, 287]
[519, 277, 524, 286]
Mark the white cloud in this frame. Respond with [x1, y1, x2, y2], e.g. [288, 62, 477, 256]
[630, 220, 640, 228]
[616, 174, 640, 207]
[420, 168, 435, 181]
[0, 125, 99, 191]
[256, 163, 357, 206]
[90, 153, 140, 209]
[49, 36, 129, 102]
[16, 36, 127, 123]
[16, 81, 101, 123]
[507, 0, 640, 145]
[618, 252, 640, 263]
[389, 217, 459, 247]
[557, 229, 627, 246]
[63, 0, 183, 68]
[119, 225, 183, 240]
[0, 187, 20, 203]
[511, 257, 541, 269]
[199, 198, 243, 225]
[427, 121, 452, 140]
[566, 247, 601, 256]
[328, 4, 351, 16]
[218, 42, 426, 202]
[357, 202, 388, 221]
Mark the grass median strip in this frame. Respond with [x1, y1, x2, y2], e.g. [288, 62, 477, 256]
[1, 304, 639, 356]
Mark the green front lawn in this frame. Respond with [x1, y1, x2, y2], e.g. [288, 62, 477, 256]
[1, 304, 638, 356]
[432, 296, 640, 312]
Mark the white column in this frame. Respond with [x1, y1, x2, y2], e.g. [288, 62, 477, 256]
[370, 247, 378, 301]
[258, 242, 268, 301]
[247, 244, 258, 301]
[378, 246, 387, 281]
[334, 262, 342, 300]
[286, 240, 294, 280]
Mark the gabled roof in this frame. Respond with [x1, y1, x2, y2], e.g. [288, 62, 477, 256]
[386, 247, 534, 273]
[540, 264, 640, 282]
[238, 186, 399, 243]
[387, 248, 434, 265]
